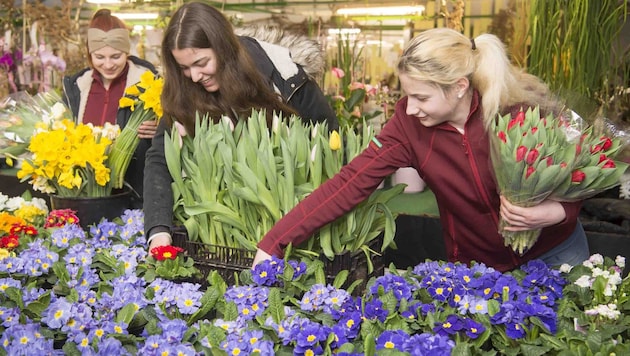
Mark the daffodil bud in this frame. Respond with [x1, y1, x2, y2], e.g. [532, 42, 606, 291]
[329, 131, 341, 151]
[310, 144, 318, 161]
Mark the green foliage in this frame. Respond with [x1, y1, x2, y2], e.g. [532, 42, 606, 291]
[165, 109, 403, 260]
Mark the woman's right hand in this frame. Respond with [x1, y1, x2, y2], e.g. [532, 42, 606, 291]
[148, 232, 172, 251]
[137, 120, 158, 139]
[252, 248, 272, 269]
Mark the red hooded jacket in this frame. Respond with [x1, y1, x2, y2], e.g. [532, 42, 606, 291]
[258, 91, 582, 272]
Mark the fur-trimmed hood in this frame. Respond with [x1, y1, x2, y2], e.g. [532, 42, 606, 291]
[235, 26, 325, 79]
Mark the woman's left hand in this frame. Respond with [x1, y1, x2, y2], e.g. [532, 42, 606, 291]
[137, 120, 158, 139]
[499, 196, 566, 231]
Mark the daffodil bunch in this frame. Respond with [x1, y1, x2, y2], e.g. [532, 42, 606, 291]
[16, 119, 120, 197]
[109, 71, 163, 189]
[0, 91, 68, 163]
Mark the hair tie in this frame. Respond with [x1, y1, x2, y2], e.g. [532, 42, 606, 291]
[470, 38, 477, 51]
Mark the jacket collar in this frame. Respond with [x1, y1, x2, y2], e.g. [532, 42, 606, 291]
[75, 59, 152, 123]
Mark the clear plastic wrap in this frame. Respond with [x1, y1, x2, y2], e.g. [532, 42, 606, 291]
[490, 106, 629, 255]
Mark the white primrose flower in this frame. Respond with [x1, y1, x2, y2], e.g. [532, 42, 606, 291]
[559, 263, 573, 273]
[5, 196, 25, 211]
[591, 267, 606, 278]
[30, 197, 49, 212]
[585, 303, 621, 320]
[615, 256, 626, 269]
[588, 254, 604, 265]
[582, 260, 594, 269]
[0, 193, 8, 211]
[574, 275, 592, 288]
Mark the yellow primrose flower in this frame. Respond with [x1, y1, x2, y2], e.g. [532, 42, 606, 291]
[0, 248, 10, 261]
[329, 130, 341, 151]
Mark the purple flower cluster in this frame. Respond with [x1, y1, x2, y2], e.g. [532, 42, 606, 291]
[224, 285, 269, 320]
[252, 255, 307, 286]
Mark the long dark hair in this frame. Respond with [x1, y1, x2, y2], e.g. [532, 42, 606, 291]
[161, 2, 296, 136]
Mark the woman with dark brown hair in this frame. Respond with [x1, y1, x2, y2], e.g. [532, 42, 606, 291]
[144, 2, 338, 249]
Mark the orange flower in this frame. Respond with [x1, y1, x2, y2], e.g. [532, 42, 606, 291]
[0, 213, 25, 234]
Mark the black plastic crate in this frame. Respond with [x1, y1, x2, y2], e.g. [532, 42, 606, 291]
[171, 230, 385, 293]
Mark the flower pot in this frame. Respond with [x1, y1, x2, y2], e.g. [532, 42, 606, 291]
[392, 167, 426, 193]
[49, 188, 133, 230]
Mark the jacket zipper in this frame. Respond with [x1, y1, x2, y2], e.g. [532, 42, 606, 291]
[462, 133, 519, 266]
[100, 90, 110, 126]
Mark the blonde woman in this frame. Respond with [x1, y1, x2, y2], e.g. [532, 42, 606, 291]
[254, 28, 589, 272]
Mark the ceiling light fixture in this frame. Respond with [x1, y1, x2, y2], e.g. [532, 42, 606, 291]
[336, 5, 425, 17]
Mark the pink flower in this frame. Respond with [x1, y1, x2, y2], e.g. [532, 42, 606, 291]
[331, 67, 345, 79]
[348, 82, 365, 91]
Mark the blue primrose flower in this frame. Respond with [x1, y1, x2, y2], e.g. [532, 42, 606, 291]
[293, 322, 329, 356]
[403, 332, 455, 355]
[252, 256, 285, 286]
[42, 297, 73, 329]
[0, 322, 57, 355]
[368, 274, 414, 303]
[363, 298, 389, 322]
[96, 336, 132, 355]
[376, 329, 408, 351]
[433, 314, 465, 336]
[50, 223, 84, 248]
[89, 221, 119, 248]
[463, 317, 486, 339]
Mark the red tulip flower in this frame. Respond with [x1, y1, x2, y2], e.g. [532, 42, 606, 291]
[571, 170, 586, 183]
[515, 146, 528, 162]
[526, 148, 540, 166]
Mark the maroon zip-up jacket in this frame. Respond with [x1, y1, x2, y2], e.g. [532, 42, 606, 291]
[257, 91, 582, 272]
